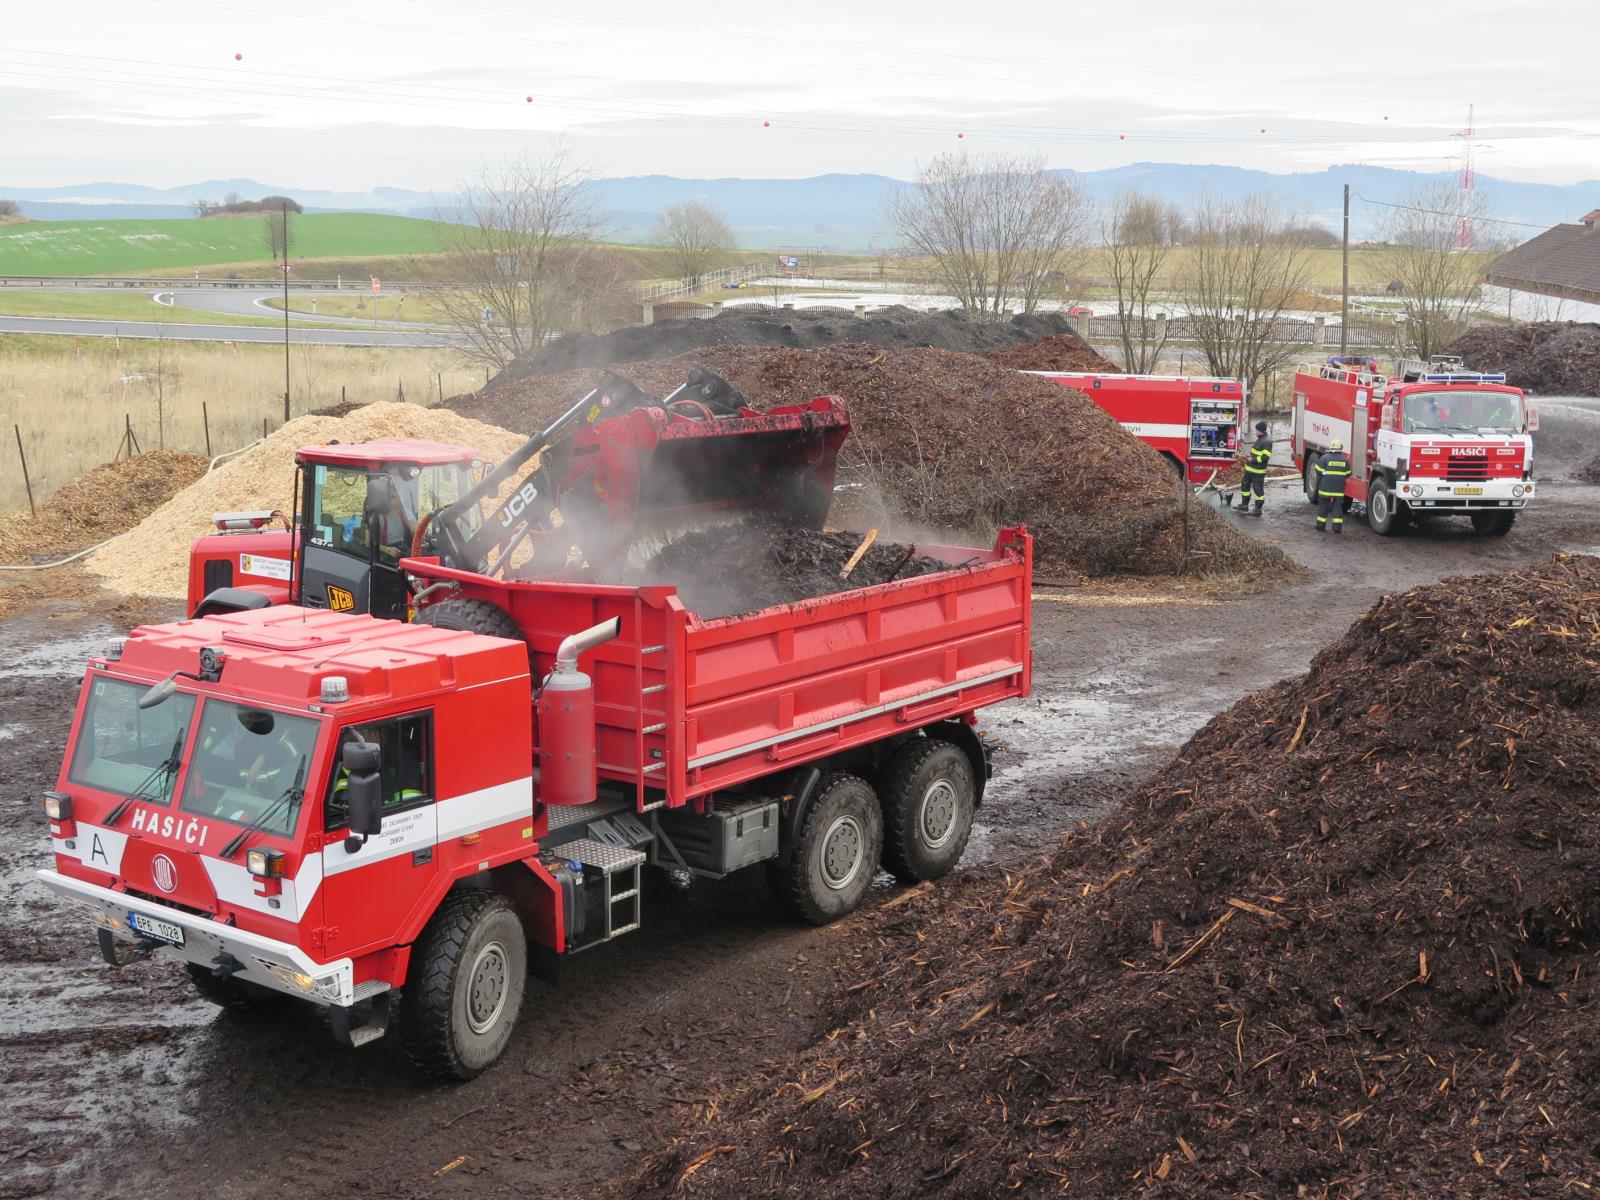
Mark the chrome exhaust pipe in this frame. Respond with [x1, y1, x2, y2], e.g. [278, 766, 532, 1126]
[554, 616, 621, 673]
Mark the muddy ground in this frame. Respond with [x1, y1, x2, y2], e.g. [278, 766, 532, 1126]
[3, 453, 1598, 1198]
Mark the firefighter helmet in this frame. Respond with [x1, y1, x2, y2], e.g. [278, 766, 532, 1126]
[1330, 438, 1344, 451]
[1255, 420, 1268, 434]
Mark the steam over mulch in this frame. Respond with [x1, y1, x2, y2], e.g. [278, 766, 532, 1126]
[606, 522, 955, 619]
[451, 344, 1293, 582]
[627, 553, 1600, 1199]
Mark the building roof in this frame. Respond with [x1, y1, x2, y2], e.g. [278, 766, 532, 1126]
[1483, 215, 1600, 304]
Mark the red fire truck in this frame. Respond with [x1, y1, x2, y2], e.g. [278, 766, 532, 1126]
[35, 371, 1034, 1080]
[1027, 371, 1246, 482]
[1291, 355, 1534, 536]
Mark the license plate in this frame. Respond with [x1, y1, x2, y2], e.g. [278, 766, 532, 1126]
[129, 911, 185, 946]
[1453, 487, 1484, 495]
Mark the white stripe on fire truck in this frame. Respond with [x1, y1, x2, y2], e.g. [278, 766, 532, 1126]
[202, 853, 323, 922]
[322, 776, 533, 878]
[52, 822, 129, 875]
[1116, 422, 1189, 440]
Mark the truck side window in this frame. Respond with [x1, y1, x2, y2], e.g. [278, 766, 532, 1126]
[324, 712, 434, 829]
[309, 465, 370, 554]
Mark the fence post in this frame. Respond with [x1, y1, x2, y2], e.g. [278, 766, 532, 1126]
[398, 381, 405, 403]
[14, 425, 35, 516]
[437, 372, 443, 402]
[263, 416, 269, 440]
[341, 385, 347, 407]
[202, 401, 212, 458]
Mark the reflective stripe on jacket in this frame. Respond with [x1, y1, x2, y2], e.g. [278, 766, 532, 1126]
[1314, 452, 1352, 497]
[1243, 435, 1272, 475]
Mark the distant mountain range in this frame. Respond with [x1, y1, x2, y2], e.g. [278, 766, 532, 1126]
[3, 166, 1595, 251]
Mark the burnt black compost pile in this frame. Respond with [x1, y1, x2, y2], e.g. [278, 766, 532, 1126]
[452, 344, 1293, 582]
[611, 522, 953, 618]
[1447, 322, 1600, 396]
[628, 554, 1600, 1198]
[485, 305, 1091, 387]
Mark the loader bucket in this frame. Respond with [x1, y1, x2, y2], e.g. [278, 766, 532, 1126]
[539, 387, 851, 573]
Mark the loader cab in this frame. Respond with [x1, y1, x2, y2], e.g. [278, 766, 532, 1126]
[296, 440, 481, 620]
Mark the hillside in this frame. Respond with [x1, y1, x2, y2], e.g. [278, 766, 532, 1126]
[0, 212, 453, 275]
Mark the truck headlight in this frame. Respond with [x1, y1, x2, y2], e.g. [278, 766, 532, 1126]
[43, 792, 72, 821]
[1513, 484, 1525, 498]
[246, 848, 285, 878]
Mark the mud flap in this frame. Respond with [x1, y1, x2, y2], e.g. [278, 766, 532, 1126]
[97, 927, 158, 967]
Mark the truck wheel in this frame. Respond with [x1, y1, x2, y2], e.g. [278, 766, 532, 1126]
[1303, 460, 1317, 504]
[399, 891, 527, 1080]
[770, 774, 883, 926]
[1367, 479, 1410, 536]
[415, 597, 522, 641]
[1471, 511, 1516, 536]
[186, 963, 282, 1014]
[879, 739, 976, 884]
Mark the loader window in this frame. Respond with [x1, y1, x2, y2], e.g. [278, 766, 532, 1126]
[307, 465, 371, 555]
[68, 676, 196, 803]
[324, 712, 434, 830]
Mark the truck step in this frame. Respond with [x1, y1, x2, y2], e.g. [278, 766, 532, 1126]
[546, 798, 633, 834]
[346, 1023, 387, 1048]
[550, 837, 646, 873]
[350, 979, 392, 1002]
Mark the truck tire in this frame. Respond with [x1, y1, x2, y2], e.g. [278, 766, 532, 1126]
[879, 739, 976, 884]
[415, 597, 522, 641]
[1471, 511, 1516, 536]
[1303, 460, 1317, 504]
[769, 773, 883, 926]
[186, 963, 282, 1013]
[1366, 479, 1411, 536]
[398, 891, 528, 1081]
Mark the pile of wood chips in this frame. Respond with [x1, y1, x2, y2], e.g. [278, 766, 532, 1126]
[0, 451, 207, 564]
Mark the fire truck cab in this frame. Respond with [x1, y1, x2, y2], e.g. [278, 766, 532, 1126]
[1027, 371, 1245, 483]
[1291, 355, 1534, 536]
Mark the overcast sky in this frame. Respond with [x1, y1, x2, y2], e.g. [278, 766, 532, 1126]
[4, 0, 1596, 192]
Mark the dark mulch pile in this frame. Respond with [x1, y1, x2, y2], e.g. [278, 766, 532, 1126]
[451, 344, 1292, 582]
[0, 451, 207, 562]
[485, 305, 1091, 388]
[1580, 456, 1600, 484]
[984, 331, 1120, 373]
[1447, 322, 1600, 396]
[629, 554, 1600, 1199]
[606, 522, 955, 618]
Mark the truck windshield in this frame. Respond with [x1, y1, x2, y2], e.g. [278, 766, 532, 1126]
[395, 463, 480, 541]
[67, 676, 196, 803]
[1403, 390, 1524, 434]
[178, 699, 320, 836]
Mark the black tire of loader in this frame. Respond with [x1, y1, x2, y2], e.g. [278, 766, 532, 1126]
[769, 773, 883, 926]
[398, 891, 528, 1081]
[186, 963, 283, 1013]
[415, 598, 529, 667]
[879, 738, 977, 884]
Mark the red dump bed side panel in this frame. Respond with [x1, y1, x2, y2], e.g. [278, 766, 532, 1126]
[409, 528, 1032, 811]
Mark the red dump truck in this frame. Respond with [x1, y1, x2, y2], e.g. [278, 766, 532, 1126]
[36, 370, 1033, 1079]
[1026, 370, 1246, 482]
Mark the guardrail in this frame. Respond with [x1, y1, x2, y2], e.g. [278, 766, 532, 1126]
[635, 263, 765, 303]
[0, 275, 454, 292]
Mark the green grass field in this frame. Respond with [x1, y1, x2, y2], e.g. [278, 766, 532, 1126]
[0, 213, 454, 276]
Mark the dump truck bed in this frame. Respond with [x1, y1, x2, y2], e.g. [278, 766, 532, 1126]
[409, 528, 1032, 811]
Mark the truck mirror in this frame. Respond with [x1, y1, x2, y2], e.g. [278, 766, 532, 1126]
[341, 739, 383, 838]
[138, 673, 179, 709]
[364, 474, 393, 519]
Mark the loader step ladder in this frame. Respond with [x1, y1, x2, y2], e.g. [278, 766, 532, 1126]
[554, 837, 644, 940]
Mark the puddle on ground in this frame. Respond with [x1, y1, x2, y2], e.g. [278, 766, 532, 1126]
[0, 627, 115, 679]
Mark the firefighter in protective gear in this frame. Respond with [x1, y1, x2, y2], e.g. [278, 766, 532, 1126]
[1234, 420, 1272, 516]
[1313, 438, 1352, 533]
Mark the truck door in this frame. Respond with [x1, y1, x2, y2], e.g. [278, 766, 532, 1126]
[1349, 402, 1368, 501]
[321, 712, 438, 955]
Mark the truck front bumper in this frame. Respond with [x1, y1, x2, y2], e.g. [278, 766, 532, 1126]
[36, 869, 358, 1007]
[1397, 481, 1532, 511]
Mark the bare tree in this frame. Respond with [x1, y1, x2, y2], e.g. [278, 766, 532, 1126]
[1177, 194, 1315, 397]
[139, 325, 180, 450]
[885, 151, 1089, 320]
[1103, 191, 1179, 372]
[0, 198, 20, 220]
[651, 202, 734, 290]
[433, 147, 607, 369]
[262, 206, 295, 261]
[1370, 183, 1490, 359]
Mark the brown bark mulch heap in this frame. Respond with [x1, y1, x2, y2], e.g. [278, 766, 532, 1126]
[0, 451, 207, 563]
[627, 553, 1600, 1199]
[605, 522, 955, 619]
[485, 305, 1096, 388]
[450, 344, 1292, 582]
[1447, 322, 1600, 396]
[984, 331, 1121, 373]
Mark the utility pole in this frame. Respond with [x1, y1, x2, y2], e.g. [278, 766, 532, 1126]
[281, 200, 291, 419]
[1340, 184, 1350, 357]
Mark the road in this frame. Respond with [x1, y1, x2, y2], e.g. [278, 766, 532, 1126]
[0, 312, 458, 347]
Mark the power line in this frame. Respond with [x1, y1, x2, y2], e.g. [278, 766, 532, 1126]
[1352, 193, 1551, 230]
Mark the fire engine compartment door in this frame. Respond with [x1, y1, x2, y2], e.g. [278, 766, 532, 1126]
[1349, 403, 1368, 496]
